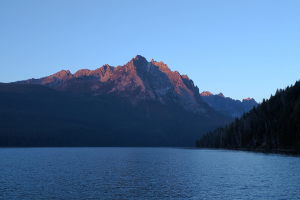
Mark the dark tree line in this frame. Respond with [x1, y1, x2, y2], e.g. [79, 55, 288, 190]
[197, 81, 300, 153]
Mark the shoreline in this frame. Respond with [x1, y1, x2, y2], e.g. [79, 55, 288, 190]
[195, 147, 300, 156]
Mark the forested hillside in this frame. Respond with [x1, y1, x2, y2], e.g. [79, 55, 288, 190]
[197, 81, 300, 153]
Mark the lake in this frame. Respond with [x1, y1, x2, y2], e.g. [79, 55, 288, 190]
[0, 148, 299, 200]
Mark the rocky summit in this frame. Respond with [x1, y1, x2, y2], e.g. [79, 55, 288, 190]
[1, 55, 254, 147]
[19, 55, 212, 114]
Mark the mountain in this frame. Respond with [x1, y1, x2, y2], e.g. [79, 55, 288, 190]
[18, 56, 212, 114]
[197, 81, 300, 154]
[1, 55, 230, 147]
[200, 91, 258, 118]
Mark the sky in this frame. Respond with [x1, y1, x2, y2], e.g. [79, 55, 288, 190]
[0, 0, 300, 102]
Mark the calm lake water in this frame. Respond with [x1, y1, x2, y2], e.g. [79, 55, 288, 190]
[0, 148, 300, 200]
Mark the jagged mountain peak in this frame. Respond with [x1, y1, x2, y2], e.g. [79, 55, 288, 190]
[217, 93, 225, 97]
[150, 59, 170, 72]
[74, 69, 91, 77]
[200, 91, 214, 96]
[51, 70, 72, 79]
[128, 55, 148, 67]
[14, 55, 257, 116]
[181, 75, 190, 80]
[102, 64, 114, 69]
[243, 97, 255, 102]
[16, 56, 213, 114]
[95, 64, 115, 74]
[133, 54, 147, 61]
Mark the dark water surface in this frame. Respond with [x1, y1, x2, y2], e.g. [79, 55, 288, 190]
[0, 148, 300, 200]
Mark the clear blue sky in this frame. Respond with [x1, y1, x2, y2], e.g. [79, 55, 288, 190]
[1, 0, 300, 102]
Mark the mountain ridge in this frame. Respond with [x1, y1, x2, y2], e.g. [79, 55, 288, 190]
[16, 55, 213, 114]
[4, 55, 236, 147]
[200, 91, 258, 118]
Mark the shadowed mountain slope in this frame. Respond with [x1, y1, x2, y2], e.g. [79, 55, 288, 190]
[200, 91, 258, 118]
[2, 56, 231, 147]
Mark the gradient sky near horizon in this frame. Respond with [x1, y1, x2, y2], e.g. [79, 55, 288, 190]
[1, 0, 300, 102]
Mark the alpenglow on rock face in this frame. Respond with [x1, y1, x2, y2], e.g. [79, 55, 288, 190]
[4, 55, 231, 147]
[200, 91, 258, 118]
[19, 55, 211, 114]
